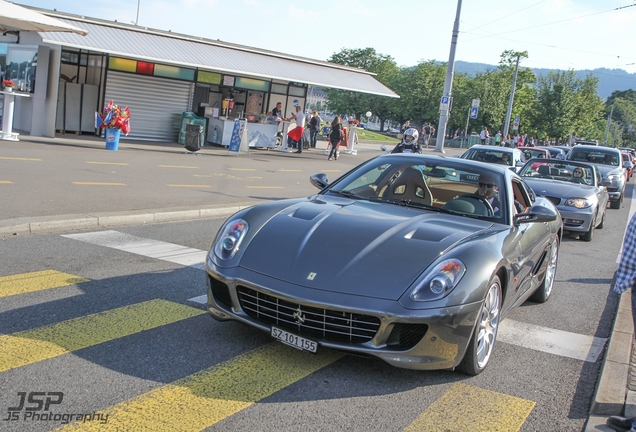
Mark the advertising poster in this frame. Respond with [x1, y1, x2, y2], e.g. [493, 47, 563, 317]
[228, 119, 247, 153]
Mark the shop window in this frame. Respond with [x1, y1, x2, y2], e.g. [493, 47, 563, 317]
[61, 51, 80, 64]
[137, 61, 154, 75]
[288, 86, 306, 97]
[197, 71, 221, 85]
[235, 77, 270, 92]
[154, 64, 194, 80]
[109, 57, 137, 73]
[271, 83, 287, 94]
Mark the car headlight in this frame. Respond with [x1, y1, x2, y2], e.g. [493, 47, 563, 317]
[214, 219, 249, 260]
[410, 259, 466, 301]
[564, 198, 593, 208]
[607, 175, 615, 181]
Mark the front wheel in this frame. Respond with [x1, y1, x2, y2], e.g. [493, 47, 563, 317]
[457, 276, 501, 375]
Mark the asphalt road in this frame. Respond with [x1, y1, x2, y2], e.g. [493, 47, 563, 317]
[0, 135, 632, 431]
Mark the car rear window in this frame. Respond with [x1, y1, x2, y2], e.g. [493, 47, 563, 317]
[568, 149, 620, 166]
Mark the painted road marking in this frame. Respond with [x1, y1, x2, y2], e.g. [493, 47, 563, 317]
[62, 231, 207, 268]
[158, 165, 198, 169]
[0, 270, 89, 299]
[188, 294, 207, 304]
[403, 382, 534, 432]
[0, 156, 41, 161]
[61, 231, 607, 362]
[0, 299, 204, 373]
[0, 180, 13, 184]
[498, 319, 606, 362]
[166, 184, 212, 188]
[71, 182, 126, 186]
[85, 161, 129, 166]
[57, 343, 342, 431]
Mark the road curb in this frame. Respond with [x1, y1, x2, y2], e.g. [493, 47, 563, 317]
[586, 290, 634, 428]
[0, 204, 256, 236]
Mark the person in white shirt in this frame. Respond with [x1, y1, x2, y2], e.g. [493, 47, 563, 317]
[287, 105, 306, 153]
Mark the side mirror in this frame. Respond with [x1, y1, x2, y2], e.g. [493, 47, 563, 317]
[624, 161, 633, 169]
[310, 173, 329, 190]
[514, 204, 558, 226]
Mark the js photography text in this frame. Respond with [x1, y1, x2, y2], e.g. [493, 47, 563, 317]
[3, 392, 109, 425]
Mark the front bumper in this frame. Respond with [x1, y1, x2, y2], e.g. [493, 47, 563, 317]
[205, 263, 483, 370]
[558, 206, 595, 232]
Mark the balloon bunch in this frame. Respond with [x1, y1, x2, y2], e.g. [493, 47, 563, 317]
[95, 100, 131, 135]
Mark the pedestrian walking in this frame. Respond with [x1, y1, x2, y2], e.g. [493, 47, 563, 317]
[328, 117, 343, 161]
[308, 110, 321, 148]
[480, 126, 489, 145]
[606, 212, 636, 432]
[422, 123, 432, 148]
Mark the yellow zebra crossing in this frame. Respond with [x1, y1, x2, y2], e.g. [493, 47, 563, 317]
[0, 270, 89, 298]
[2, 269, 536, 431]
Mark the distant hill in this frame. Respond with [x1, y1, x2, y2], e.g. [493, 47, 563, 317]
[454, 61, 636, 100]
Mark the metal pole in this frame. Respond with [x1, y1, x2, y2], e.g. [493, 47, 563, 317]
[434, 0, 463, 153]
[135, 0, 141, 25]
[604, 105, 614, 146]
[463, 106, 470, 148]
[503, 55, 520, 139]
[612, 123, 618, 147]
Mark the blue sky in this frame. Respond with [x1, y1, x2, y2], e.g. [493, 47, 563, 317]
[13, 0, 636, 72]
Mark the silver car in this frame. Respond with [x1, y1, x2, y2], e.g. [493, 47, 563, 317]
[566, 145, 626, 209]
[519, 158, 610, 241]
[460, 145, 526, 172]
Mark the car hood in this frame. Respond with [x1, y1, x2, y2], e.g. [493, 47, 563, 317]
[523, 178, 596, 198]
[239, 198, 493, 300]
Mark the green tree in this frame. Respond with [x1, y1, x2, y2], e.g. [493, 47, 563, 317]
[325, 48, 401, 131]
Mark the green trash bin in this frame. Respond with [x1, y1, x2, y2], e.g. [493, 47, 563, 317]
[178, 112, 207, 145]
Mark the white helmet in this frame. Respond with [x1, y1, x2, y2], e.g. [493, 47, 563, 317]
[403, 127, 418, 143]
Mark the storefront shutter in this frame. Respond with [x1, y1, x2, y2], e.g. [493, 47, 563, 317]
[104, 71, 193, 142]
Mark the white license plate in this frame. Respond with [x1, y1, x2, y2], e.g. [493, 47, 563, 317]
[271, 326, 318, 353]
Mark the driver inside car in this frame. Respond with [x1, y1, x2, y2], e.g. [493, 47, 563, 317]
[476, 174, 500, 214]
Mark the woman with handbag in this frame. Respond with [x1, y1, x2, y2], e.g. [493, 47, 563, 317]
[328, 117, 343, 160]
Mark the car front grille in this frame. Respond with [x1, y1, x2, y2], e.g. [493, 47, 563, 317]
[386, 323, 429, 349]
[209, 276, 232, 308]
[608, 186, 619, 193]
[545, 196, 561, 206]
[237, 286, 381, 344]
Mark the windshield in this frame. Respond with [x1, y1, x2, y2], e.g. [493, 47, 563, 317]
[327, 156, 507, 222]
[461, 148, 513, 166]
[522, 149, 547, 159]
[519, 160, 594, 186]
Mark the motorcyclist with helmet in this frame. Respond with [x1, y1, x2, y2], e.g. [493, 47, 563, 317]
[390, 128, 422, 154]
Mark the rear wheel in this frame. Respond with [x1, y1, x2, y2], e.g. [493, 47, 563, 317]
[531, 238, 559, 303]
[458, 276, 501, 376]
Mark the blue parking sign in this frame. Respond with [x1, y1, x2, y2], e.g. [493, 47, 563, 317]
[470, 107, 479, 119]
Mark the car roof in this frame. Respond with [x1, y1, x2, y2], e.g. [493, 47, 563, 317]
[467, 145, 517, 152]
[569, 145, 620, 153]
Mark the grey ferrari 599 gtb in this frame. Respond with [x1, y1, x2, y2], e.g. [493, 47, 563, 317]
[205, 154, 562, 375]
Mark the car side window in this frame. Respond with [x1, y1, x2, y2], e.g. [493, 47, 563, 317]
[512, 179, 534, 211]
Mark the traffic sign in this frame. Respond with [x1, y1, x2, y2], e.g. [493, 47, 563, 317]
[513, 117, 520, 131]
[469, 107, 479, 119]
[440, 96, 450, 111]
[471, 99, 480, 108]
